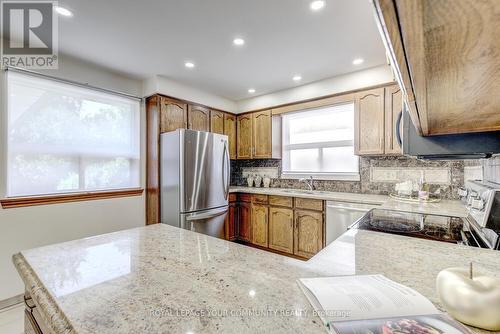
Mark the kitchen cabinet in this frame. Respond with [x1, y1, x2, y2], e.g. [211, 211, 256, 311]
[210, 109, 224, 134]
[268, 207, 294, 254]
[238, 201, 252, 242]
[354, 88, 385, 155]
[384, 85, 403, 155]
[237, 114, 253, 159]
[224, 113, 237, 159]
[294, 209, 323, 259]
[252, 204, 268, 247]
[160, 97, 187, 133]
[225, 194, 238, 241]
[372, 0, 500, 135]
[252, 110, 272, 158]
[188, 105, 210, 131]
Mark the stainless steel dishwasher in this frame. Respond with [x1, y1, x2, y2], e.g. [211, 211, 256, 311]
[326, 201, 380, 244]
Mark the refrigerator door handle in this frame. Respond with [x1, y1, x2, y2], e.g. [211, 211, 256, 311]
[185, 207, 228, 221]
[222, 141, 230, 200]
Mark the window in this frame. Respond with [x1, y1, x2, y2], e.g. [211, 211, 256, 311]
[4, 71, 141, 197]
[281, 103, 359, 180]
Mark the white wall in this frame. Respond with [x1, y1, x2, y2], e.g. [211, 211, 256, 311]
[0, 55, 146, 302]
[236, 65, 394, 112]
[144, 75, 238, 112]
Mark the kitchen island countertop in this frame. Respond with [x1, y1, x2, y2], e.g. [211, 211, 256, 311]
[230, 186, 469, 217]
[14, 224, 500, 334]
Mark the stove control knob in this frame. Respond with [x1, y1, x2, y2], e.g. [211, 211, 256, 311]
[471, 198, 484, 210]
[457, 188, 468, 197]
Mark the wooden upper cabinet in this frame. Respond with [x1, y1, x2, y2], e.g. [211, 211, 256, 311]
[384, 85, 403, 155]
[268, 207, 294, 254]
[159, 97, 187, 133]
[355, 88, 385, 155]
[294, 209, 323, 259]
[372, 0, 500, 135]
[188, 105, 210, 131]
[237, 114, 253, 159]
[252, 204, 268, 247]
[224, 113, 237, 159]
[252, 110, 272, 158]
[210, 110, 224, 134]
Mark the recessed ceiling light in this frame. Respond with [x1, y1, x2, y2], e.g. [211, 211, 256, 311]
[352, 58, 364, 65]
[55, 6, 73, 17]
[293, 75, 302, 82]
[310, 0, 325, 11]
[184, 61, 195, 68]
[248, 88, 256, 94]
[233, 38, 245, 46]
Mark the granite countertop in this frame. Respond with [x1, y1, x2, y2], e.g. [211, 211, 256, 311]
[14, 224, 500, 334]
[230, 186, 468, 217]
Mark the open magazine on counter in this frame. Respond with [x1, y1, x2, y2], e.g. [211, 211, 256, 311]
[297, 274, 471, 334]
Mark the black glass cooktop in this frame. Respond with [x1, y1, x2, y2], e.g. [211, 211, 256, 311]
[354, 209, 465, 244]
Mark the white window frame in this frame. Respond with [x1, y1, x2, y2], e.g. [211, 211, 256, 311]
[281, 103, 360, 181]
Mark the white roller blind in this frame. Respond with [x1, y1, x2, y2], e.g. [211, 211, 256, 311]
[5, 71, 141, 197]
[281, 103, 359, 180]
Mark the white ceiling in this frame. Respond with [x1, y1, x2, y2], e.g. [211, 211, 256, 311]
[54, 0, 386, 100]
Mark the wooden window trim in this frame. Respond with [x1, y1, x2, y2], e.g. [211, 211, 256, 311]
[0, 188, 144, 209]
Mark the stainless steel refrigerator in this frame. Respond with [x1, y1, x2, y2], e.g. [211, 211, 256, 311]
[160, 129, 230, 238]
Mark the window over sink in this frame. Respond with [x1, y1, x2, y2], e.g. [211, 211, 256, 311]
[281, 103, 360, 181]
[3, 71, 141, 197]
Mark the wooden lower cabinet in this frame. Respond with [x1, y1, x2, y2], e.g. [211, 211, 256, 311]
[294, 210, 324, 259]
[225, 202, 237, 241]
[268, 207, 294, 254]
[238, 202, 252, 242]
[252, 204, 268, 247]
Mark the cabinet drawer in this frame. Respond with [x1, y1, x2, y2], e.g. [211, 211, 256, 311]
[269, 195, 293, 208]
[228, 193, 237, 202]
[294, 198, 323, 211]
[251, 194, 268, 204]
[239, 193, 252, 203]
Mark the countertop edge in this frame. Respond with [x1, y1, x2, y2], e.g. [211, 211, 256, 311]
[12, 252, 76, 334]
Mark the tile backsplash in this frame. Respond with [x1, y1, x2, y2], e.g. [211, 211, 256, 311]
[231, 156, 487, 199]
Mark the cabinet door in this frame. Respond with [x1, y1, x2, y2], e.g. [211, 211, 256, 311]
[210, 109, 225, 134]
[269, 207, 294, 254]
[160, 97, 187, 133]
[225, 203, 238, 241]
[238, 202, 252, 242]
[384, 85, 403, 155]
[252, 204, 268, 247]
[237, 114, 253, 159]
[252, 110, 272, 158]
[355, 88, 385, 155]
[188, 105, 210, 131]
[224, 113, 237, 159]
[294, 209, 323, 259]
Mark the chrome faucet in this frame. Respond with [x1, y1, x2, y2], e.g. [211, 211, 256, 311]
[299, 176, 316, 191]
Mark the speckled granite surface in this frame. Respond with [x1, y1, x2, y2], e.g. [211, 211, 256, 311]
[230, 186, 469, 217]
[14, 224, 499, 334]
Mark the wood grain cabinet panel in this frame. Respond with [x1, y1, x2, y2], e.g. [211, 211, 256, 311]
[269, 196, 293, 208]
[238, 202, 252, 242]
[355, 88, 385, 155]
[237, 114, 253, 159]
[268, 207, 294, 254]
[210, 109, 225, 134]
[159, 97, 187, 133]
[188, 105, 210, 131]
[251, 194, 268, 204]
[225, 202, 238, 241]
[252, 110, 272, 158]
[294, 198, 323, 211]
[294, 210, 323, 259]
[384, 85, 403, 155]
[252, 204, 268, 247]
[224, 113, 237, 159]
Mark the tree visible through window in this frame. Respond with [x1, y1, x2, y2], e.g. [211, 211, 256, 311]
[5, 71, 141, 197]
[281, 103, 359, 180]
